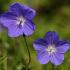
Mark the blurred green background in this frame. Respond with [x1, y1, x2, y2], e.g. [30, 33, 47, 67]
[0, 0, 70, 70]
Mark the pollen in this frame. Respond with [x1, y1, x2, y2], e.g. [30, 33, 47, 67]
[46, 45, 56, 55]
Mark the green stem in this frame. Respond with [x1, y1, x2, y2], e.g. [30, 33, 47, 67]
[23, 34, 31, 69]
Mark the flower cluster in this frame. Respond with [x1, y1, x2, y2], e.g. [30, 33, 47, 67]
[0, 2, 70, 66]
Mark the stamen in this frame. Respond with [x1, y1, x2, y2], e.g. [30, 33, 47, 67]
[46, 45, 56, 55]
[17, 16, 25, 26]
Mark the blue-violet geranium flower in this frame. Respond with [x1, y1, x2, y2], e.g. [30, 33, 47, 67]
[33, 31, 70, 65]
[0, 3, 36, 37]
[0, 23, 3, 32]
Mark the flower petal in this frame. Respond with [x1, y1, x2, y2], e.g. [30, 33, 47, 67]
[0, 25, 2, 32]
[37, 51, 49, 64]
[22, 5, 36, 20]
[9, 3, 23, 16]
[33, 39, 47, 51]
[9, 2, 36, 20]
[50, 52, 64, 65]
[8, 24, 24, 37]
[56, 40, 70, 53]
[44, 31, 59, 44]
[23, 20, 35, 36]
[0, 12, 17, 27]
[0, 24, 3, 32]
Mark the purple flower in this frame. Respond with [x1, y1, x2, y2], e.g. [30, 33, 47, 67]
[0, 20, 7, 32]
[33, 31, 70, 65]
[0, 3, 36, 37]
[0, 23, 3, 32]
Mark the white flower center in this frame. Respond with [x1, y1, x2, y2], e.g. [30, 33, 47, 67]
[17, 16, 25, 26]
[46, 45, 56, 55]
